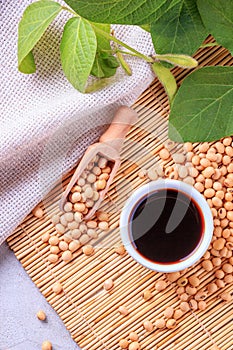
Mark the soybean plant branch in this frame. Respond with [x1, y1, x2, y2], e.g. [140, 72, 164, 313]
[92, 25, 154, 63]
[61, 6, 153, 64]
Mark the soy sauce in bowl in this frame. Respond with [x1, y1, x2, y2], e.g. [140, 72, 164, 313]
[130, 188, 204, 264]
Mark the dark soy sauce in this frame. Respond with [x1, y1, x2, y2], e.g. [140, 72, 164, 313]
[131, 189, 204, 264]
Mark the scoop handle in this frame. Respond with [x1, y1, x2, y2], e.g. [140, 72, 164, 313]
[99, 106, 138, 153]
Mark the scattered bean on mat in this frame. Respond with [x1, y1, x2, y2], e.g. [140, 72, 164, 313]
[118, 306, 129, 316]
[103, 278, 114, 291]
[52, 282, 63, 294]
[129, 332, 139, 341]
[143, 290, 153, 301]
[143, 320, 154, 332]
[32, 205, 44, 219]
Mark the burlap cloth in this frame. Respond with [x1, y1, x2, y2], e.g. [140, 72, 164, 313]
[0, 0, 155, 244]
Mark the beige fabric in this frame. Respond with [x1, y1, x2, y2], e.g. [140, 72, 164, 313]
[0, 0, 155, 243]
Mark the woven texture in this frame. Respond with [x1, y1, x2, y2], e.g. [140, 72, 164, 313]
[0, 0, 154, 244]
[8, 68, 233, 349]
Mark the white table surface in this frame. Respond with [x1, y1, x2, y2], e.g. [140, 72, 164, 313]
[0, 242, 81, 350]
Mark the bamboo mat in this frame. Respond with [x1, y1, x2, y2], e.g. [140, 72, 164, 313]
[8, 38, 233, 350]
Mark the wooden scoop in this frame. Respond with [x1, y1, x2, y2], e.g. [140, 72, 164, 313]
[60, 106, 138, 219]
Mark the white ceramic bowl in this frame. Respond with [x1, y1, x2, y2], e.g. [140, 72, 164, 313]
[120, 179, 213, 273]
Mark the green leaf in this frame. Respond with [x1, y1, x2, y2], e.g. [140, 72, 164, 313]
[92, 24, 111, 50]
[169, 66, 233, 142]
[60, 17, 97, 92]
[197, 0, 233, 55]
[155, 54, 198, 68]
[116, 52, 132, 76]
[85, 76, 118, 93]
[152, 62, 177, 103]
[91, 53, 119, 78]
[140, 24, 151, 32]
[91, 24, 119, 78]
[161, 61, 174, 69]
[104, 56, 119, 69]
[63, 0, 168, 24]
[150, 0, 208, 55]
[18, 0, 61, 73]
[18, 51, 36, 74]
[91, 56, 106, 78]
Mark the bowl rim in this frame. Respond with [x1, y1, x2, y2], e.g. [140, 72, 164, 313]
[120, 179, 213, 273]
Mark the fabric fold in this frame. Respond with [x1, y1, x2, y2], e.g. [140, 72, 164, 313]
[0, 0, 155, 244]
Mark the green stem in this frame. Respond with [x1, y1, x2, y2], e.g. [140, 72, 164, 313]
[62, 6, 79, 16]
[200, 42, 218, 48]
[116, 49, 145, 59]
[116, 51, 132, 75]
[92, 24, 154, 63]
